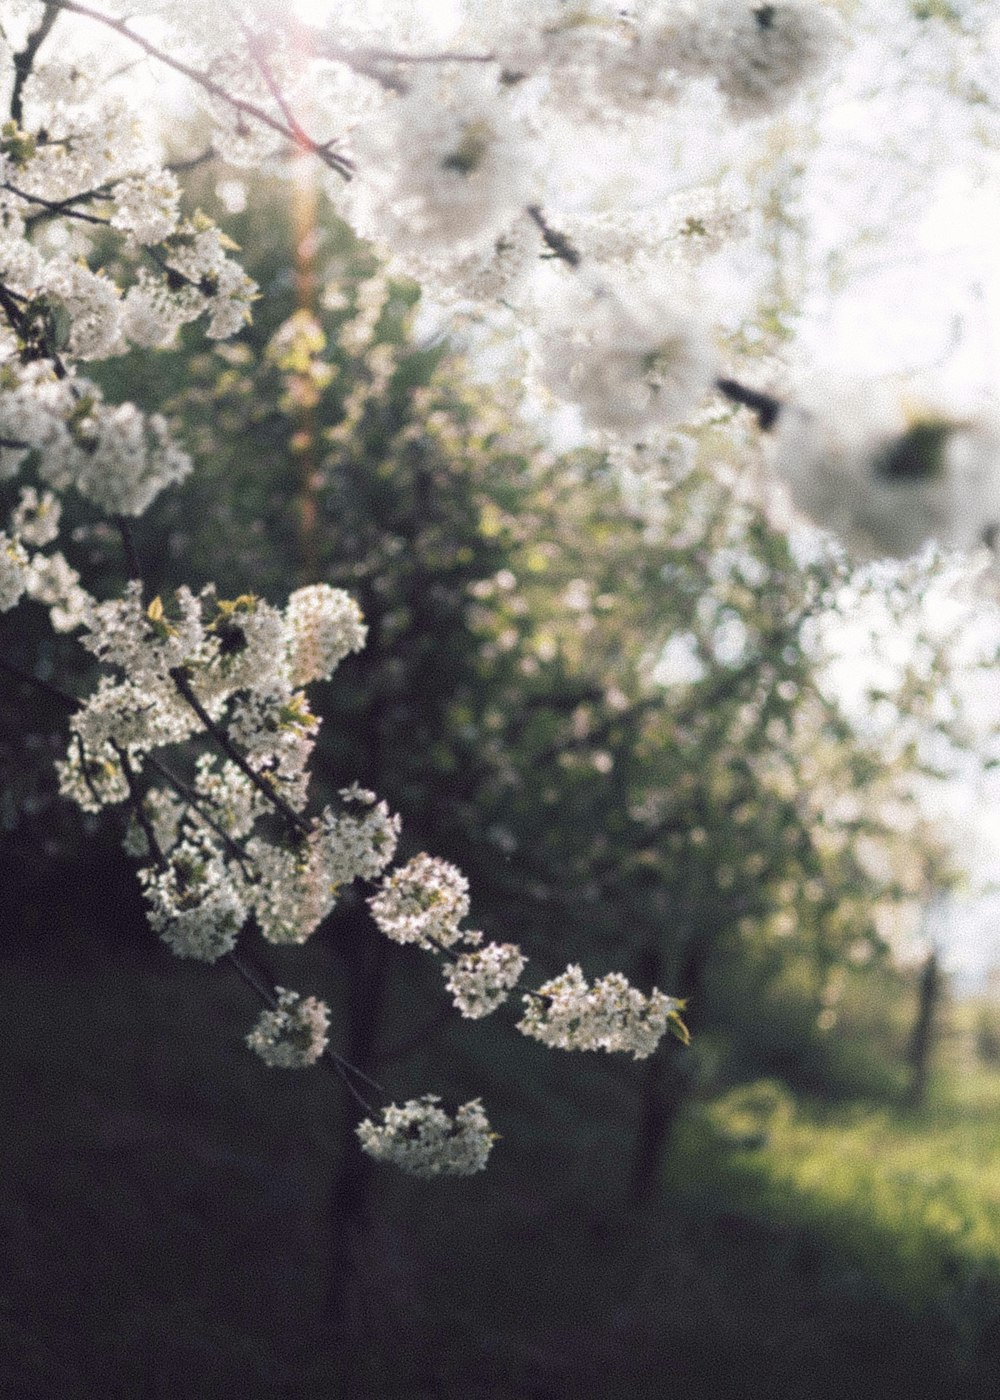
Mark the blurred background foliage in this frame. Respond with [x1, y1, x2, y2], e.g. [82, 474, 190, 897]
[5, 163, 1000, 1399]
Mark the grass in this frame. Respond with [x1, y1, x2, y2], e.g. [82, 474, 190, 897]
[678, 1067, 1000, 1315]
[8, 856, 1000, 1397]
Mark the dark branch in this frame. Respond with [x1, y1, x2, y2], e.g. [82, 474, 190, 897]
[11, 3, 60, 124]
[168, 665, 312, 838]
[114, 516, 144, 591]
[715, 376, 784, 431]
[111, 738, 166, 867]
[527, 204, 581, 268]
[4, 181, 112, 227]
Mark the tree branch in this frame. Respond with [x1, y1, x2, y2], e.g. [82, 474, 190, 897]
[11, 2, 60, 125]
[168, 665, 312, 838]
[715, 376, 784, 431]
[44, 0, 354, 179]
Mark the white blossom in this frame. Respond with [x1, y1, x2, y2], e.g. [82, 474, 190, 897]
[11, 487, 60, 546]
[0, 530, 29, 611]
[226, 684, 319, 790]
[348, 68, 539, 260]
[656, 0, 845, 122]
[444, 942, 527, 1018]
[517, 965, 683, 1060]
[121, 786, 185, 860]
[80, 583, 207, 690]
[23, 550, 92, 632]
[43, 256, 123, 361]
[53, 400, 192, 517]
[533, 276, 717, 436]
[248, 798, 398, 944]
[138, 834, 247, 962]
[284, 583, 367, 686]
[368, 853, 475, 950]
[771, 378, 1000, 560]
[192, 755, 269, 840]
[55, 739, 132, 813]
[201, 593, 287, 697]
[356, 1096, 495, 1178]
[246, 987, 330, 1068]
[160, 216, 258, 340]
[110, 171, 182, 246]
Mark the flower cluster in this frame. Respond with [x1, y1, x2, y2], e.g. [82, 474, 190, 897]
[444, 944, 528, 1019]
[0, 531, 29, 611]
[248, 797, 400, 945]
[534, 276, 717, 437]
[137, 833, 247, 963]
[355, 1096, 496, 1178]
[518, 966, 686, 1060]
[246, 988, 331, 1068]
[55, 739, 132, 814]
[368, 853, 473, 950]
[770, 379, 1000, 561]
[285, 584, 368, 687]
[348, 69, 538, 259]
[665, 0, 847, 124]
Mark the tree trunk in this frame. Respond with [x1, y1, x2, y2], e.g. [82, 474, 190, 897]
[905, 946, 941, 1109]
[323, 900, 392, 1392]
[627, 930, 708, 1208]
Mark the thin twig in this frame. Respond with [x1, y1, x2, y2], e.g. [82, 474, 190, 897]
[114, 515, 144, 589]
[74, 732, 107, 810]
[44, 0, 354, 179]
[240, 21, 316, 155]
[144, 752, 254, 872]
[526, 205, 581, 268]
[110, 737, 166, 867]
[168, 665, 312, 838]
[4, 181, 112, 227]
[167, 145, 217, 175]
[11, 3, 60, 124]
[226, 948, 382, 1110]
[0, 654, 80, 710]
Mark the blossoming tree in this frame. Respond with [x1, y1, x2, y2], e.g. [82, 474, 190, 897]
[1, 0, 997, 1192]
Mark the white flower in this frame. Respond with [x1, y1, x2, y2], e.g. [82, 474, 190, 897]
[110, 171, 182, 246]
[349, 68, 539, 259]
[43, 256, 123, 361]
[246, 987, 330, 1068]
[356, 1096, 495, 1178]
[534, 276, 717, 436]
[655, 0, 845, 122]
[444, 942, 527, 1018]
[226, 684, 319, 791]
[11, 487, 60, 546]
[71, 675, 195, 753]
[0, 530, 29, 611]
[24, 550, 92, 632]
[55, 739, 132, 813]
[247, 798, 398, 944]
[368, 853, 474, 950]
[284, 583, 367, 686]
[517, 965, 683, 1059]
[770, 377, 1000, 560]
[201, 593, 287, 698]
[192, 755, 268, 840]
[81, 583, 208, 694]
[138, 834, 247, 962]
